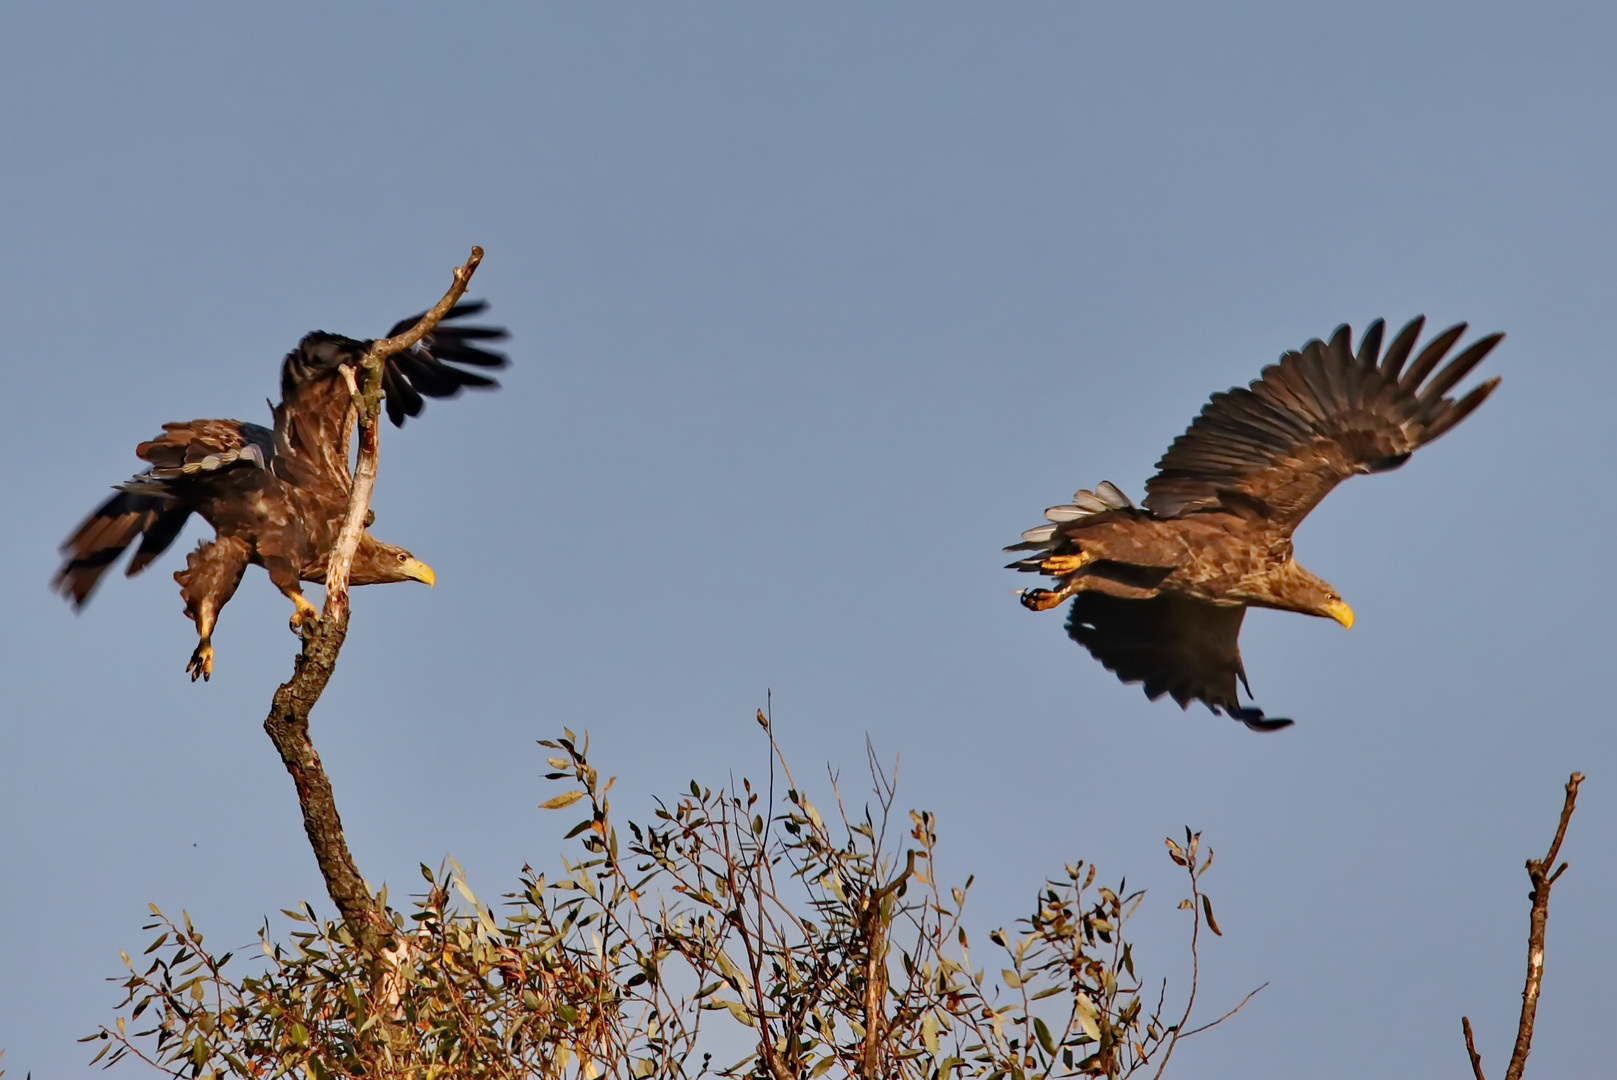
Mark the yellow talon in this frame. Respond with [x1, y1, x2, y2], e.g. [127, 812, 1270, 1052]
[289, 593, 320, 631]
[1020, 589, 1069, 611]
[188, 642, 214, 682]
[1040, 552, 1093, 575]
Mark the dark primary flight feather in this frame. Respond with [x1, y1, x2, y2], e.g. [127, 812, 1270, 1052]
[380, 300, 509, 427]
[1007, 317, 1502, 729]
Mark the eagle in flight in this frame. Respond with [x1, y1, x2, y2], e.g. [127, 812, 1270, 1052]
[54, 302, 508, 681]
[1006, 317, 1501, 730]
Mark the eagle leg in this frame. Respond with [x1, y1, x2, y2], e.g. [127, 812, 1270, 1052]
[175, 536, 250, 685]
[262, 556, 319, 634]
[1039, 552, 1093, 575]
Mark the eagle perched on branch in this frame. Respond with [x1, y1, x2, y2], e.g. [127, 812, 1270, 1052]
[54, 302, 509, 680]
[1006, 317, 1501, 730]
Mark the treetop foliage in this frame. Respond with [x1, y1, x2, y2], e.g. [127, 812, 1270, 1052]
[90, 722, 1253, 1080]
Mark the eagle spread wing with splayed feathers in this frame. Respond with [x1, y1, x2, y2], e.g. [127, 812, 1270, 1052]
[1007, 317, 1501, 730]
[1144, 317, 1502, 527]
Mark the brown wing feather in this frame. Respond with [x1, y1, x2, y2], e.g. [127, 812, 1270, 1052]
[1142, 318, 1502, 529]
[271, 334, 367, 494]
[53, 492, 170, 606]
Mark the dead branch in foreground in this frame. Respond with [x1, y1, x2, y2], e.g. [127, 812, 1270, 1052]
[1461, 771, 1584, 1080]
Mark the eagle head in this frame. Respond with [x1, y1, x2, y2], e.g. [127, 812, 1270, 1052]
[1265, 561, 1353, 629]
[351, 535, 436, 587]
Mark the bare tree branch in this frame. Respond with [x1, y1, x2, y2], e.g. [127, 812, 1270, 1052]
[260, 247, 485, 956]
[1146, 831, 1205, 1080]
[1462, 1015, 1486, 1080]
[1180, 981, 1268, 1040]
[1503, 771, 1583, 1080]
[322, 245, 483, 619]
[1461, 770, 1585, 1080]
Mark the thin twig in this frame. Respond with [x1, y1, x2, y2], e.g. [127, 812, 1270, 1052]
[1462, 1015, 1486, 1080]
[1501, 771, 1583, 1080]
[1150, 832, 1203, 1080]
[1180, 981, 1268, 1039]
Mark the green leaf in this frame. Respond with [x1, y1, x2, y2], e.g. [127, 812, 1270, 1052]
[714, 950, 752, 991]
[717, 999, 755, 1028]
[1034, 1016, 1055, 1057]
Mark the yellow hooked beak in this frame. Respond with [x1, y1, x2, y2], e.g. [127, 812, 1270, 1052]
[402, 558, 436, 587]
[1324, 598, 1354, 630]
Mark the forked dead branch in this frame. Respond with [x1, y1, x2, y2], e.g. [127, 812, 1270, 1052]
[260, 246, 484, 956]
[1461, 772, 1584, 1080]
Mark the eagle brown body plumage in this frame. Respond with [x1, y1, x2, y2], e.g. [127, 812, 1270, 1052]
[54, 303, 509, 680]
[1006, 317, 1502, 730]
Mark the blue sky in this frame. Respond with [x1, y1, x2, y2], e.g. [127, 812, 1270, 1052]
[2, 3, 1613, 1076]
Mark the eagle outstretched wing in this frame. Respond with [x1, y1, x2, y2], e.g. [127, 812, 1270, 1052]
[53, 420, 276, 606]
[272, 301, 509, 490]
[1143, 317, 1502, 531]
[1065, 592, 1291, 731]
